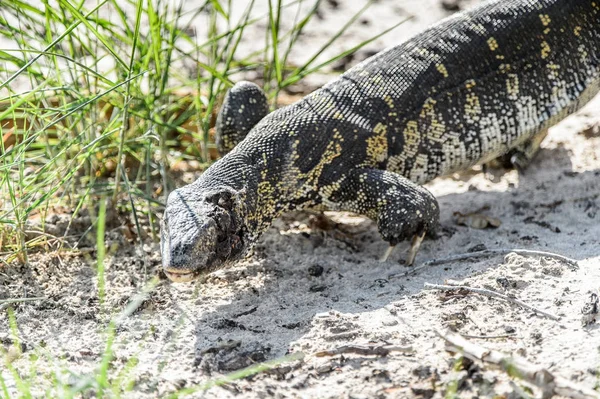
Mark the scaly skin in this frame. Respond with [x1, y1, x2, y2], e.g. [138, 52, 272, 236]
[161, 0, 600, 282]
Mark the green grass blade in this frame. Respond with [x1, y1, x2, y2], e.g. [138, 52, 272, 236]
[209, 0, 228, 20]
[0, 0, 109, 91]
[268, 0, 283, 85]
[166, 352, 305, 398]
[57, 0, 129, 69]
[113, 0, 143, 200]
[283, 0, 373, 84]
[282, 15, 412, 87]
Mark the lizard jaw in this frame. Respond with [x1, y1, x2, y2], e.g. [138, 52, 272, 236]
[163, 268, 200, 283]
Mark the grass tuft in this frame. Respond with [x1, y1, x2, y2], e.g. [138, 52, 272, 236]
[0, 0, 405, 396]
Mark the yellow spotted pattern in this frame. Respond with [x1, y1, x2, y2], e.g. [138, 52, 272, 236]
[506, 73, 520, 100]
[365, 123, 388, 165]
[436, 63, 449, 78]
[541, 41, 551, 58]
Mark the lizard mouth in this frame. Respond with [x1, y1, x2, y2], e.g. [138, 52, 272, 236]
[163, 268, 201, 283]
[161, 231, 244, 283]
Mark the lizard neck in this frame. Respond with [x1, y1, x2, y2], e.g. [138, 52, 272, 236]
[196, 148, 298, 244]
[231, 109, 320, 237]
[239, 149, 302, 238]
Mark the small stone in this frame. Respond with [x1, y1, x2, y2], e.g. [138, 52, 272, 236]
[504, 325, 516, 334]
[496, 277, 516, 290]
[382, 319, 398, 327]
[530, 331, 542, 344]
[412, 365, 436, 380]
[411, 382, 435, 398]
[309, 284, 327, 292]
[441, 0, 461, 11]
[316, 363, 332, 374]
[308, 264, 324, 277]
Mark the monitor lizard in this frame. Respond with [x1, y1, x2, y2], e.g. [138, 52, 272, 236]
[161, 0, 600, 282]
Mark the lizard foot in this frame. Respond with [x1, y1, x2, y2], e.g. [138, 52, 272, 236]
[490, 150, 532, 173]
[324, 168, 440, 264]
[486, 128, 548, 173]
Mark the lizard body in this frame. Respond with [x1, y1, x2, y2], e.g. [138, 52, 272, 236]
[162, 0, 600, 282]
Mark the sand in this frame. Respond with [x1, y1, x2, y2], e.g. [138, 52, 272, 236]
[1, 0, 599, 397]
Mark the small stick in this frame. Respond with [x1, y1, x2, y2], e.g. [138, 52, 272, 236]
[200, 340, 241, 355]
[460, 333, 516, 340]
[421, 249, 578, 269]
[436, 329, 600, 399]
[0, 297, 46, 311]
[423, 283, 560, 321]
[388, 248, 578, 279]
[0, 297, 46, 304]
[445, 279, 467, 286]
[388, 262, 431, 279]
[315, 344, 413, 357]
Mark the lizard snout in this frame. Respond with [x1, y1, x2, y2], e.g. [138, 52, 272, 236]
[161, 203, 221, 282]
[160, 186, 249, 282]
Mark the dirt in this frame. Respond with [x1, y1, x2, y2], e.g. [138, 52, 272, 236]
[2, 1, 600, 398]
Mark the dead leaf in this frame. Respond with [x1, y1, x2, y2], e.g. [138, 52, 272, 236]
[581, 122, 600, 138]
[453, 211, 501, 229]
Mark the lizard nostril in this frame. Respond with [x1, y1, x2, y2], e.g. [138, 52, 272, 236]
[216, 239, 232, 258]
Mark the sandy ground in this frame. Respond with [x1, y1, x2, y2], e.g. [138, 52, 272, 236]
[2, 0, 600, 398]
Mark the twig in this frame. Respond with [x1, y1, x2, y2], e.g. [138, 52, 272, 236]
[436, 329, 600, 399]
[0, 297, 46, 310]
[388, 248, 578, 279]
[0, 297, 46, 304]
[315, 344, 413, 357]
[387, 262, 431, 279]
[200, 340, 241, 355]
[423, 283, 560, 321]
[422, 249, 578, 269]
[460, 333, 516, 340]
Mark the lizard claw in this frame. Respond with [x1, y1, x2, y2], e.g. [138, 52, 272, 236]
[509, 153, 529, 174]
[379, 230, 426, 265]
[406, 231, 426, 266]
[379, 245, 396, 263]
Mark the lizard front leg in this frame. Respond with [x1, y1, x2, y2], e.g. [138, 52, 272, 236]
[323, 168, 440, 265]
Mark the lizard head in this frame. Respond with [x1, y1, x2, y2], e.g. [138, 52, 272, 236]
[160, 185, 248, 282]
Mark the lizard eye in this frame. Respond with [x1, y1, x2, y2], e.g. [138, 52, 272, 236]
[207, 191, 233, 211]
[217, 192, 233, 210]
